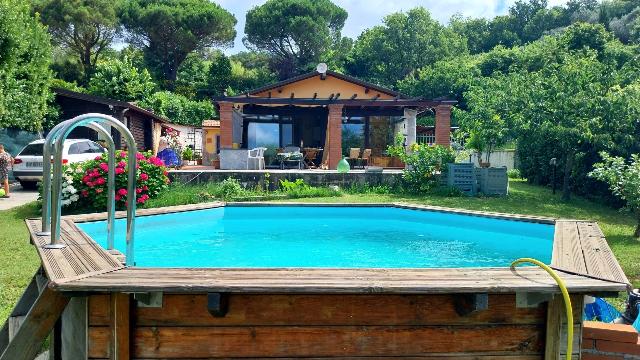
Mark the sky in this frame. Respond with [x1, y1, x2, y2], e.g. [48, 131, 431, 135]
[217, 0, 570, 54]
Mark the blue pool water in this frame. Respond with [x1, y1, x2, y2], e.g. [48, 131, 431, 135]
[77, 206, 554, 268]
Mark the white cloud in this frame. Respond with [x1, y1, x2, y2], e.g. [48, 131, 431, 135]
[217, 0, 570, 54]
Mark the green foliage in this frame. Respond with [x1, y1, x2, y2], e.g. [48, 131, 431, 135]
[279, 178, 340, 198]
[138, 91, 215, 126]
[181, 147, 194, 161]
[208, 54, 232, 96]
[346, 7, 467, 88]
[33, 0, 120, 80]
[507, 169, 523, 179]
[0, 0, 52, 131]
[458, 113, 510, 164]
[88, 57, 156, 101]
[61, 150, 170, 211]
[217, 177, 244, 201]
[119, 0, 236, 87]
[244, 0, 348, 79]
[590, 152, 640, 236]
[387, 134, 456, 193]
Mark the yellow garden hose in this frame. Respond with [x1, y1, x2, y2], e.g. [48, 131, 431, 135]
[511, 258, 573, 360]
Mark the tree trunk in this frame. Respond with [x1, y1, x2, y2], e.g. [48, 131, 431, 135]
[561, 150, 574, 201]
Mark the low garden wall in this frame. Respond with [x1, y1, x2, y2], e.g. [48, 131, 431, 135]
[582, 321, 640, 359]
[169, 170, 403, 190]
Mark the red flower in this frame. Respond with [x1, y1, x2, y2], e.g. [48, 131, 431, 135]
[140, 173, 149, 181]
[94, 156, 102, 160]
[81, 190, 89, 197]
[95, 188, 104, 193]
[86, 181, 94, 187]
[82, 175, 91, 183]
[117, 188, 128, 196]
[99, 163, 109, 171]
[135, 152, 145, 160]
[119, 151, 127, 158]
[115, 194, 121, 201]
[163, 170, 168, 176]
[117, 161, 126, 168]
[136, 188, 142, 194]
[142, 185, 149, 191]
[115, 167, 125, 175]
[94, 177, 106, 185]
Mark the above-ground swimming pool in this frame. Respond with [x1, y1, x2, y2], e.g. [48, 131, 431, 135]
[25, 202, 629, 359]
[77, 205, 554, 268]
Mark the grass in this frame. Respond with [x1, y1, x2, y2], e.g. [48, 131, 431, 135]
[1, 179, 638, 322]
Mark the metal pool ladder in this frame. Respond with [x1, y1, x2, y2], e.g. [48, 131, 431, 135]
[37, 113, 138, 266]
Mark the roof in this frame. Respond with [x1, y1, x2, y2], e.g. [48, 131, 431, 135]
[245, 70, 403, 98]
[53, 88, 170, 123]
[202, 120, 220, 127]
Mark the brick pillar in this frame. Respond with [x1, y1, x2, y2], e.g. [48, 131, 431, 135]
[327, 104, 344, 169]
[435, 105, 452, 147]
[219, 102, 233, 149]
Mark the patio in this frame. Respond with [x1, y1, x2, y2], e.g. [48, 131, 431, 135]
[206, 70, 455, 170]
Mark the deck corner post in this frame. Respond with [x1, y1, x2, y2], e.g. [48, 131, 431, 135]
[110, 293, 132, 360]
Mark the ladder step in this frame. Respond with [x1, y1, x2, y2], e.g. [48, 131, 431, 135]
[0, 280, 69, 360]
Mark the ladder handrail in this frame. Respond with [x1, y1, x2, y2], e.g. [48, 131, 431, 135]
[40, 120, 116, 249]
[43, 113, 138, 266]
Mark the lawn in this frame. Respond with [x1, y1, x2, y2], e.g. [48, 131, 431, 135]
[1, 179, 638, 322]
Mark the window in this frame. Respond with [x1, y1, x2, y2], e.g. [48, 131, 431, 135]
[68, 141, 105, 155]
[248, 123, 280, 149]
[342, 117, 366, 156]
[19, 143, 44, 156]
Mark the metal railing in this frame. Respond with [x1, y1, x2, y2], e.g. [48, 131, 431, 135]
[38, 113, 138, 266]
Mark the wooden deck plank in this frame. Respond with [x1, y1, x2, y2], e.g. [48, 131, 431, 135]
[577, 222, 629, 285]
[552, 221, 588, 275]
[26, 219, 124, 284]
[56, 266, 627, 293]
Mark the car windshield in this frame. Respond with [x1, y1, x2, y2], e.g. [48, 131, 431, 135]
[19, 143, 44, 156]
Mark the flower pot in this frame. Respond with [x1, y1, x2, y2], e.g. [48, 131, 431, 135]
[212, 159, 220, 169]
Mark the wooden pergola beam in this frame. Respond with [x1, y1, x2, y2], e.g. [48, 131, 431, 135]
[213, 96, 456, 108]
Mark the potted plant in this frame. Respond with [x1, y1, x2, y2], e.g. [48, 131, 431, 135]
[195, 152, 203, 165]
[211, 154, 220, 169]
[182, 147, 194, 165]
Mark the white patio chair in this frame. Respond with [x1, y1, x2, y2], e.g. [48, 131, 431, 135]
[247, 147, 266, 170]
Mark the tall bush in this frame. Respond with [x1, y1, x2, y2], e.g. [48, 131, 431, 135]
[61, 150, 170, 211]
[387, 134, 455, 193]
[589, 152, 640, 237]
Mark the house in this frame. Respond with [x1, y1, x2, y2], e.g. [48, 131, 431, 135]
[53, 88, 170, 153]
[212, 69, 455, 169]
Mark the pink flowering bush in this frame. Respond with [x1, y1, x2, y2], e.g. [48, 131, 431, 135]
[63, 150, 170, 210]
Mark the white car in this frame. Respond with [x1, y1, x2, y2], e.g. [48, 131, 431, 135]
[12, 139, 106, 189]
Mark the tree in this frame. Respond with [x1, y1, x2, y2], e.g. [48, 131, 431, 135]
[139, 91, 215, 126]
[88, 57, 156, 102]
[208, 54, 232, 96]
[590, 152, 640, 237]
[0, 0, 53, 131]
[119, 0, 236, 88]
[346, 7, 467, 88]
[33, 0, 120, 81]
[243, 0, 348, 79]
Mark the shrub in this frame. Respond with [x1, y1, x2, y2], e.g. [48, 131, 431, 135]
[507, 169, 522, 179]
[589, 152, 640, 237]
[279, 179, 341, 199]
[63, 150, 170, 210]
[387, 134, 456, 193]
[215, 178, 244, 201]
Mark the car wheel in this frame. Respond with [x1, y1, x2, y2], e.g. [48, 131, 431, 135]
[19, 181, 38, 190]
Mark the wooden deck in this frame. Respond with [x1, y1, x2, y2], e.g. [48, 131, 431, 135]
[25, 202, 630, 295]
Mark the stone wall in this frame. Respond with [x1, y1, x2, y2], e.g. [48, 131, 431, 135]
[169, 170, 403, 191]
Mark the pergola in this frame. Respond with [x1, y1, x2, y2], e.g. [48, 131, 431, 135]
[213, 70, 456, 169]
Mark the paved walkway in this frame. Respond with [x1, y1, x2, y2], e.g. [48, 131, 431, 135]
[0, 183, 39, 211]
